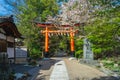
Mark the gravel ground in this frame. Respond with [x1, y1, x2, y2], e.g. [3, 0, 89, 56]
[64, 58, 118, 80]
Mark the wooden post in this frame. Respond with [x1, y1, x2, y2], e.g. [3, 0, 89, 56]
[70, 28, 75, 57]
[14, 37, 16, 63]
[44, 27, 49, 57]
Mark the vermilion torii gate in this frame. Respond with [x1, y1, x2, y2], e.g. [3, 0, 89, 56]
[35, 22, 80, 57]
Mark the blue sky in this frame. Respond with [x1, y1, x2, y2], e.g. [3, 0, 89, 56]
[0, 0, 12, 16]
[0, 0, 24, 16]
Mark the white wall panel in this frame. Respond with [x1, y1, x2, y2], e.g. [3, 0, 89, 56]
[7, 48, 14, 58]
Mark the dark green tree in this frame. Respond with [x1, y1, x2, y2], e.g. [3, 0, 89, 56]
[17, 0, 59, 59]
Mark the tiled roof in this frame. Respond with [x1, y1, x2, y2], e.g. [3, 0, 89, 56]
[0, 15, 22, 38]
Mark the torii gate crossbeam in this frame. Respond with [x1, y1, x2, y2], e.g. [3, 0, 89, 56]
[35, 22, 80, 57]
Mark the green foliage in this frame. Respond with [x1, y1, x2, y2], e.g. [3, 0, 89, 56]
[75, 38, 83, 58]
[25, 0, 59, 21]
[48, 35, 68, 56]
[17, 0, 59, 59]
[85, 1, 120, 59]
[101, 57, 120, 72]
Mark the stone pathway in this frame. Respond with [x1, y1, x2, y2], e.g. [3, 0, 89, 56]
[50, 60, 69, 80]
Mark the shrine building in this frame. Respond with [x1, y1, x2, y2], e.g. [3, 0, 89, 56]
[0, 16, 22, 63]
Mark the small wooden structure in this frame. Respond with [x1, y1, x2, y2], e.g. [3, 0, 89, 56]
[0, 16, 22, 63]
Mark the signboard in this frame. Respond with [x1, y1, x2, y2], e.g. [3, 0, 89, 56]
[7, 36, 14, 42]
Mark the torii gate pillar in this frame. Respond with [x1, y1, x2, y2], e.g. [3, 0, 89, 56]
[44, 27, 49, 57]
[70, 28, 75, 57]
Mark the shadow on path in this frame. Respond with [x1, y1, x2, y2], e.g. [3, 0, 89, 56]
[38, 58, 61, 70]
[92, 76, 120, 80]
[36, 58, 62, 80]
[10, 64, 35, 73]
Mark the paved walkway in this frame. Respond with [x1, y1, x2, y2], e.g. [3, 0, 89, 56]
[50, 60, 69, 80]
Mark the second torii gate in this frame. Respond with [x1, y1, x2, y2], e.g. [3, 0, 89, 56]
[36, 22, 80, 57]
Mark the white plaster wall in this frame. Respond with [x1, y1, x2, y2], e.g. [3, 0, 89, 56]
[7, 48, 14, 58]
[16, 48, 27, 58]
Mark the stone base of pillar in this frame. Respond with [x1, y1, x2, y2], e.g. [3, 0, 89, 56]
[70, 51, 75, 57]
[44, 51, 49, 58]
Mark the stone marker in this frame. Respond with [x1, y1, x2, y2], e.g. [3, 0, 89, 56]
[83, 38, 94, 60]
